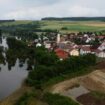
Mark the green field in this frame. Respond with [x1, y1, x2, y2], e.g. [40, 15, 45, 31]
[40, 21, 105, 33]
[1, 20, 105, 33]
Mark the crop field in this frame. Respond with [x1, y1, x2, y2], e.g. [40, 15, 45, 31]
[0, 20, 105, 33]
[40, 21, 105, 33]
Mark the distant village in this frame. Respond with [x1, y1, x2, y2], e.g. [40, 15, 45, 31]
[28, 32, 105, 60]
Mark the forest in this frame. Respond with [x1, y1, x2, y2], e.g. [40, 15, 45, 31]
[42, 17, 105, 21]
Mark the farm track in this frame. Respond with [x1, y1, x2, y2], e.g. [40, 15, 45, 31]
[51, 69, 105, 94]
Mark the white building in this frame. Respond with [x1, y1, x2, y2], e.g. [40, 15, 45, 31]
[98, 42, 105, 51]
[80, 46, 91, 55]
[96, 51, 105, 58]
[36, 43, 42, 47]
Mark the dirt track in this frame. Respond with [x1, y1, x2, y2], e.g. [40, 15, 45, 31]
[51, 69, 105, 94]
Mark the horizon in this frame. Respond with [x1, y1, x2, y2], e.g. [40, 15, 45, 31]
[1, 16, 105, 21]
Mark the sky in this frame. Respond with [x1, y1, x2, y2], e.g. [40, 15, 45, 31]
[0, 0, 105, 20]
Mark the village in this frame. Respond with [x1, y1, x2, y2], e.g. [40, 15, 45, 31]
[32, 32, 105, 60]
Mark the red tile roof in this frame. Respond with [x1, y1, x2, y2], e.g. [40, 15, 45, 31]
[55, 48, 69, 59]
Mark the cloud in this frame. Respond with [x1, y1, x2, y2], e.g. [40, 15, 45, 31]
[1, 0, 105, 20]
[69, 6, 99, 17]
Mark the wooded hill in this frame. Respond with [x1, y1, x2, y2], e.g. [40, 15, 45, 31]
[0, 20, 15, 23]
[42, 17, 105, 21]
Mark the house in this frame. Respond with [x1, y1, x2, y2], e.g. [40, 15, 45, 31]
[36, 43, 42, 47]
[80, 45, 105, 58]
[69, 49, 79, 56]
[80, 45, 91, 55]
[44, 41, 51, 49]
[54, 48, 69, 60]
[96, 50, 105, 58]
[86, 37, 92, 43]
[98, 42, 105, 51]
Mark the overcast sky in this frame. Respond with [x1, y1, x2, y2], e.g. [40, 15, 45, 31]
[0, 0, 105, 20]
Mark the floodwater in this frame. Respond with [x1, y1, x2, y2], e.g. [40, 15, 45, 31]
[0, 37, 28, 100]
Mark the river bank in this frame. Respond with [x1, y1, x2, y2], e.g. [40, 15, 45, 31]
[0, 83, 31, 105]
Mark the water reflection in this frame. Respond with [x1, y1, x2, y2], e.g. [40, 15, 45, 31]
[0, 59, 28, 100]
[0, 37, 8, 49]
[0, 36, 28, 100]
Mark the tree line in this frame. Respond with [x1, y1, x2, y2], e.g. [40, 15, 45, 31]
[42, 17, 105, 21]
[27, 47, 96, 88]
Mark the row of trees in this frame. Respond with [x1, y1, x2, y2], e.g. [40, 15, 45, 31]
[6, 37, 36, 70]
[42, 17, 105, 21]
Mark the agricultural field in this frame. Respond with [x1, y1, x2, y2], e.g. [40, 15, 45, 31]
[39, 21, 105, 33]
[1, 20, 105, 33]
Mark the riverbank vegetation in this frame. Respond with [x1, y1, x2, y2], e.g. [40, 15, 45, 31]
[15, 90, 80, 105]
[6, 37, 36, 70]
[43, 93, 79, 105]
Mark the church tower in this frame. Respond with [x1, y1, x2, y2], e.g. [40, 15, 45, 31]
[57, 34, 60, 43]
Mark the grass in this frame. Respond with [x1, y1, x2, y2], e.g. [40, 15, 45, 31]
[43, 93, 79, 105]
[64, 25, 105, 32]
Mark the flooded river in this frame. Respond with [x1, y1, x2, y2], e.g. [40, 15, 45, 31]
[0, 37, 28, 100]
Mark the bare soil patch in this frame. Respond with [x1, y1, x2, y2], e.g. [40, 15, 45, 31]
[95, 61, 105, 70]
[79, 70, 105, 92]
[77, 93, 105, 105]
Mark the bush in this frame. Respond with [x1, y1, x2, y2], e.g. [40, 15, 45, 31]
[43, 93, 79, 105]
[15, 92, 35, 105]
[61, 27, 68, 30]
